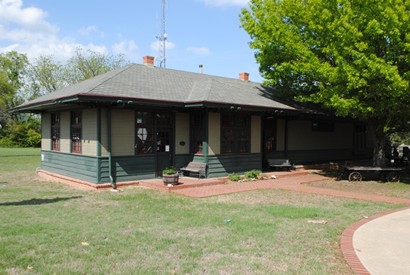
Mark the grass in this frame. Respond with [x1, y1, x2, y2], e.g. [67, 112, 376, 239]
[0, 148, 407, 274]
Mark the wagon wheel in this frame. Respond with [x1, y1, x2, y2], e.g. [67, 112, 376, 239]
[348, 171, 362, 181]
[386, 172, 400, 182]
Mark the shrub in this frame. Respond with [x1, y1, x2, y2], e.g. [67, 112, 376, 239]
[228, 173, 241, 181]
[245, 169, 262, 180]
[162, 167, 177, 175]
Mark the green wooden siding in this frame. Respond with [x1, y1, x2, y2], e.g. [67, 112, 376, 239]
[208, 153, 262, 178]
[175, 154, 194, 170]
[111, 155, 156, 182]
[265, 148, 372, 166]
[41, 151, 99, 183]
[41, 152, 158, 183]
[98, 157, 110, 183]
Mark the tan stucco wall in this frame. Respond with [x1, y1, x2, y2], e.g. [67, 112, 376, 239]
[276, 119, 286, 151]
[81, 109, 97, 156]
[60, 112, 71, 153]
[288, 120, 353, 150]
[111, 109, 135, 156]
[208, 112, 220, 155]
[251, 115, 261, 153]
[41, 113, 51, 151]
[175, 112, 190, 154]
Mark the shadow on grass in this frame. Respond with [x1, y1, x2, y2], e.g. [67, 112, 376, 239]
[0, 196, 83, 206]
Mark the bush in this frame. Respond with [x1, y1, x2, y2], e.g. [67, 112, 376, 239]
[0, 118, 40, 148]
[228, 173, 241, 181]
[245, 169, 262, 180]
[0, 137, 15, 147]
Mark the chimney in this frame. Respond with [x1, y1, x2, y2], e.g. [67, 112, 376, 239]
[239, 72, 249, 81]
[143, 55, 155, 66]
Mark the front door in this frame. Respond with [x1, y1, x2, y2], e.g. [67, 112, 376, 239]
[156, 128, 172, 176]
[262, 117, 277, 168]
[155, 113, 173, 176]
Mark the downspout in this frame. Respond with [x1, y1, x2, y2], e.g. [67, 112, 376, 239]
[107, 108, 116, 189]
[284, 118, 289, 159]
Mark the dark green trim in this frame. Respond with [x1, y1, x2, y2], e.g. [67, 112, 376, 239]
[185, 104, 205, 108]
[96, 108, 102, 157]
[284, 118, 289, 158]
[203, 110, 209, 165]
[107, 108, 115, 187]
[96, 108, 102, 183]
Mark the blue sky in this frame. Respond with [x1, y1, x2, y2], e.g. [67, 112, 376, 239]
[0, 0, 263, 82]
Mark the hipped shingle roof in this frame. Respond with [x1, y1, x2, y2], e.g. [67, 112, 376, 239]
[14, 64, 296, 112]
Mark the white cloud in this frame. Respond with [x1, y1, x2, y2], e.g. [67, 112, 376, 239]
[187, 46, 210, 55]
[0, 0, 135, 63]
[112, 40, 138, 61]
[200, 0, 249, 6]
[0, 0, 58, 33]
[78, 25, 104, 37]
[150, 40, 176, 52]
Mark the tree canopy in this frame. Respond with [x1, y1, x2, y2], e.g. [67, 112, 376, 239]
[28, 48, 128, 98]
[0, 48, 129, 147]
[240, 0, 410, 165]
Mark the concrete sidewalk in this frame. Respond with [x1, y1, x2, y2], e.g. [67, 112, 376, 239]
[348, 208, 410, 275]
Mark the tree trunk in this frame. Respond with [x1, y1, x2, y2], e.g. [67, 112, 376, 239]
[371, 123, 387, 167]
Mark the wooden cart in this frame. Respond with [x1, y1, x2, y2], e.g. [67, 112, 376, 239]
[339, 166, 402, 182]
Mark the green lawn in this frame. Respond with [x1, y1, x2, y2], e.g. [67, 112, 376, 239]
[0, 148, 405, 274]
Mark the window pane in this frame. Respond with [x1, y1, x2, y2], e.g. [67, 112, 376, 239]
[135, 112, 155, 154]
[136, 127, 154, 154]
[71, 112, 81, 153]
[190, 112, 205, 154]
[137, 112, 154, 125]
[51, 113, 60, 151]
[157, 113, 171, 127]
[221, 114, 250, 154]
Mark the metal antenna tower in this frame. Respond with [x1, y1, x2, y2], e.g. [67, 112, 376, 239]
[156, 0, 167, 68]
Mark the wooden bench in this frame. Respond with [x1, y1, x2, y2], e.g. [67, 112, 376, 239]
[180, 162, 207, 178]
[268, 159, 293, 171]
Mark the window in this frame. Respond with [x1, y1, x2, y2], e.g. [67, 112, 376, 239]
[71, 111, 82, 153]
[51, 113, 60, 151]
[190, 112, 205, 154]
[221, 114, 250, 154]
[264, 118, 276, 152]
[135, 112, 154, 154]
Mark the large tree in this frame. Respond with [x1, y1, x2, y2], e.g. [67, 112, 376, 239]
[0, 51, 29, 125]
[28, 48, 129, 97]
[64, 47, 128, 84]
[240, 0, 410, 165]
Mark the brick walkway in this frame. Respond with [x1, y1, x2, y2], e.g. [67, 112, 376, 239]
[142, 172, 410, 205]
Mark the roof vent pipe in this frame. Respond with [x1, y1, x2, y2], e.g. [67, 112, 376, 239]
[199, 64, 203, 74]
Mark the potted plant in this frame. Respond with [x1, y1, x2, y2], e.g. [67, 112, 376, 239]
[162, 167, 179, 185]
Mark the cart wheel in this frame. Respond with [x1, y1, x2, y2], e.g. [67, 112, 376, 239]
[348, 172, 362, 181]
[386, 172, 400, 182]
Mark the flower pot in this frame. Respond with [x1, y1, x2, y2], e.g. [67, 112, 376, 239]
[162, 173, 179, 185]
